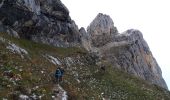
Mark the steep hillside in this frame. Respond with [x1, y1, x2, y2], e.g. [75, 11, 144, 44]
[0, 0, 170, 100]
[0, 33, 170, 100]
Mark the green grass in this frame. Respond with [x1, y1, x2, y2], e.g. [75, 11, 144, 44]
[0, 32, 170, 100]
[61, 64, 170, 100]
[0, 32, 86, 57]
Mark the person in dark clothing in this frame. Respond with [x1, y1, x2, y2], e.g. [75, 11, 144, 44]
[100, 65, 105, 71]
[55, 67, 64, 83]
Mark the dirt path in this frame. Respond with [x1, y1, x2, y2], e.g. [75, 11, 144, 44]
[52, 84, 67, 100]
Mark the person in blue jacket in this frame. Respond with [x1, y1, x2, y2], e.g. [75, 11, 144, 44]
[55, 67, 64, 83]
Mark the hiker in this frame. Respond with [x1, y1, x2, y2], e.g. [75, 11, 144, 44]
[100, 65, 105, 71]
[55, 67, 64, 83]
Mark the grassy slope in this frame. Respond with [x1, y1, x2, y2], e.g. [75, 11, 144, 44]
[0, 33, 170, 100]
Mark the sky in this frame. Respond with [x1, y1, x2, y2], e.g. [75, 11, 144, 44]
[62, 0, 170, 89]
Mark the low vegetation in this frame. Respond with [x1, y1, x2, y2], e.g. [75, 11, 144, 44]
[0, 33, 170, 100]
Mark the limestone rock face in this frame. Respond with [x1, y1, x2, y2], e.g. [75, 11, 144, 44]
[87, 13, 118, 47]
[86, 13, 168, 89]
[0, 0, 80, 47]
[79, 27, 91, 51]
[0, 0, 168, 90]
[104, 29, 168, 89]
[23, 0, 41, 15]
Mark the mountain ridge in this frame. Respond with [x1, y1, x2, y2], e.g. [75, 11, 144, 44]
[0, 0, 169, 99]
[83, 13, 168, 89]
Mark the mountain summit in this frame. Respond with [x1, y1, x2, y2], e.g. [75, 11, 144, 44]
[84, 13, 168, 89]
[87, 13, 118, 47]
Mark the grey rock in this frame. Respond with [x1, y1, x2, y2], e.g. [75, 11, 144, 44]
[7, 28, 20, 38]
[0, 22, 20, 38]
[79, 27, 92, 51]
[19, 94, 29, 100]
[87, 13, 118, 47]
[22, 0, 41, 15]
[80, 27, 89, 40]
[0, 0, 4, 8]
[86, 13, 168, 89]
[0, 0, 80, 47]
[103, 29, 168, 89]
[40, 0, 70, 21]
[0, 0, 168, 90]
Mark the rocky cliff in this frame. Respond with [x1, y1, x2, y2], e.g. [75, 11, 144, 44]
[84, 13, 168, 89]
[0, 0, 80, 47]
[0, 0, 168, 97]
[0, 0, 167, 94]
[0, 33, 169, 99]
[87, 13, 118, 47]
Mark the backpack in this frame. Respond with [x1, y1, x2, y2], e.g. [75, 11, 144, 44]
[55, 68, 61, 78]
[60, 69, 64, 76]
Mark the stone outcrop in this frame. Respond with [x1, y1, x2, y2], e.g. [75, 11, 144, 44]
[79, 27, 92, 51]
[107, 29, 167, 89]
[0, 0, 80, 47]
[87, 13, 118, 47]
[85, 14, 168, 89]
[0, 0, 168, 90]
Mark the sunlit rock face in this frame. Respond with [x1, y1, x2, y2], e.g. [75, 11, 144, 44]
[0, 0, 80, 47]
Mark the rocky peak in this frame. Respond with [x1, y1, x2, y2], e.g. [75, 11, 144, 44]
[0, 0, 168, 91]
[106, 29, 168, 89]
[0, 0, 80, 47]
[85, 13, 168, 89]
[87, 13, 118, 47]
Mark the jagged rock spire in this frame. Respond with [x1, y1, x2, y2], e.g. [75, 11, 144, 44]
[87, 13, 118, 47]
